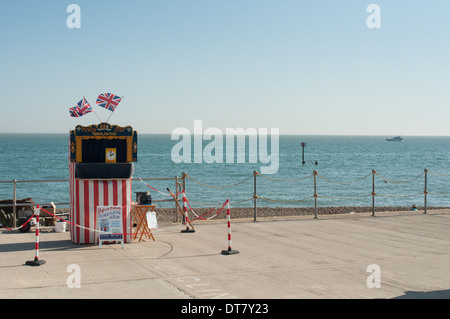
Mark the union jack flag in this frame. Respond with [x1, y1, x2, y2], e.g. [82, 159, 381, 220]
[69, 98, 93, 117]
[96, 93, 122, 112]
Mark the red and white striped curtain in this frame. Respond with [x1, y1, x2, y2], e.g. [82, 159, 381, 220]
[69, 162, 132, 244]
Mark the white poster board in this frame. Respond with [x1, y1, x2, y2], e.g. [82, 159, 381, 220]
[97, 206, 124, 248]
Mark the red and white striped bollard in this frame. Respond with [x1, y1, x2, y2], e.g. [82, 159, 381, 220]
[181, 191, 195, 233]
[221, 199, 239, 255]
[25, 205, 46, 266]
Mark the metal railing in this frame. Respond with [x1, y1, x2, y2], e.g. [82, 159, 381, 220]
[1, 169, 450, 228]
[182, 169, 450, 220]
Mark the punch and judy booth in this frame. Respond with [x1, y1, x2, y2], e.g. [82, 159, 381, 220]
[69, 123, 137, 244]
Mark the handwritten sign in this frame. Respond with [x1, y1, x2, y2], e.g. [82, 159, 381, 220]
[97, 206, 124, 248]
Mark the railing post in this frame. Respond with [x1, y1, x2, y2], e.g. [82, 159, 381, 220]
[175, 176, 179, 223]
[313, 170, 318, 219]
[253, 171, 258, 222]
[182, 172, 187, 192]
[12, 179, 17, 228]
[372, 170, 376, 217]
[181, 172, 187, 225]
[424, 169, 428, 214]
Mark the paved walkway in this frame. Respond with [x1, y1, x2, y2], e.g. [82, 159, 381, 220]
[1, 210, 450, 299]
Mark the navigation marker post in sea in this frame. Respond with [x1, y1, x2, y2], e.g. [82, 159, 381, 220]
[301, 141, 306, 165]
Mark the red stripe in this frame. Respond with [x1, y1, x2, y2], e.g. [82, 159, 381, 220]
[75, 180, 80, 243]
[69, 163, 74, 240]
[113, 180, 118, 206]
[122, 180, 127, 240]
[94, 181, 99, 238]
[129, 181, 132, 241]
[84, 180, 90, 244]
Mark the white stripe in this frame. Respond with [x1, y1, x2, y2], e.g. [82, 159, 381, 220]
[117, 180, 123, 207]
[95, 181, 104, 244]
[108, 181, 114, 206]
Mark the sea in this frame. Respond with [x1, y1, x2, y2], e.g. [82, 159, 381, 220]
[1, 133, 450, 209]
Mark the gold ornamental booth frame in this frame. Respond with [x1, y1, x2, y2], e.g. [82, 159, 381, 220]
[70, 122, 137, 164]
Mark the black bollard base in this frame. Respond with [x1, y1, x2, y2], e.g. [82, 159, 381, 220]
[221, 249, 239, 255]
[25, 259, 46, 266]
[181, 228, 195, 233]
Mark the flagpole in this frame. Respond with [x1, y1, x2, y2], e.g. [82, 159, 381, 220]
[85, 96, 103, 123]
[105, 111, 113, 123]
[93, 110, 103, 123]
[105, 96, 123, 123]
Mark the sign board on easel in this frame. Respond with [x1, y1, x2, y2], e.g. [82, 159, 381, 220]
[97, 206, 124, 248]
[147, 211, 158, 229]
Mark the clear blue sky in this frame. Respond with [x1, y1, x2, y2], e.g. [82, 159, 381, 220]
[1, 1, 449, 135]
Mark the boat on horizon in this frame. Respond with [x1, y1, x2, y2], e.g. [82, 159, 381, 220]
[386, 135, 404, 142]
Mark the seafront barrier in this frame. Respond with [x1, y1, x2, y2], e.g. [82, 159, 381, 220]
[1, 169, 450, 227]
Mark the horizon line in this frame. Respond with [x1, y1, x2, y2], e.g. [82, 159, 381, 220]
[1, 132, 449, 137]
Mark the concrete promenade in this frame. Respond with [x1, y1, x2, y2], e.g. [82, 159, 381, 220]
[2, 209, 450, 299]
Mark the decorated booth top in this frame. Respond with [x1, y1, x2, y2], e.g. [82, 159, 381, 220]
[70, 122, 137, 163]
